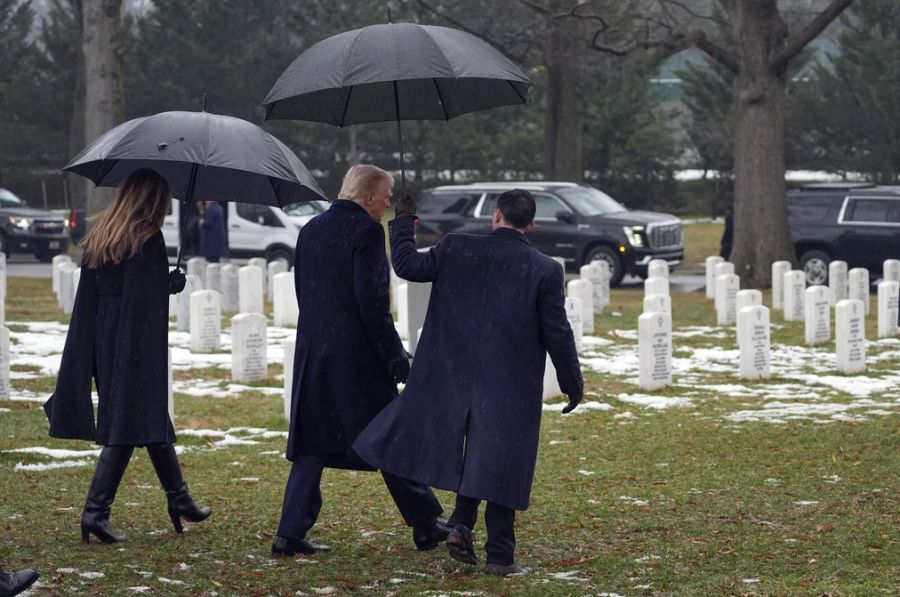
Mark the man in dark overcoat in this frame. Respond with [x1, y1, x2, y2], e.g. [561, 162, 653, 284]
[199, 200, 228, 262]
[271, 164, 449, 557]
[354, 189, 584, 575]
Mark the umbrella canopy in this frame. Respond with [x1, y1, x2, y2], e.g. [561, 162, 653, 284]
[64, 110, 326, 208]
[262, 23, 530, 124]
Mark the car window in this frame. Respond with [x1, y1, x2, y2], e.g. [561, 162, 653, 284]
[556, 186, 625, 216]
[236, 203, 283, 227]
[477, 194, 499, 218]
[0, 188, 25, 208]
[419, 192, 480, 216]
[283, 200, 328, 216]
[788, 196, 840, 222]
[844, 198, 891, 223]
[534, 193, 571, 219]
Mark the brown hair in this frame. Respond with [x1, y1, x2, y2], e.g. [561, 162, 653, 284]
[80, 168, 171, 268]
[338, 164, 393, 200]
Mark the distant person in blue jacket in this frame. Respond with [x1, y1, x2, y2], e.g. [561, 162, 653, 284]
[199, 200, 228, 262]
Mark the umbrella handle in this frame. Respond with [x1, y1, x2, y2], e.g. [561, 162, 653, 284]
[175, 163, 200, 271]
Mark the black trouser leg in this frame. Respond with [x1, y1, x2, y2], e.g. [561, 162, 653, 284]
[448, 494, 480, 531]
[276, 454, 326, 540]
[381, 471, 443, 528]
[146, 443, 212, 533]
[81, 445, 134, 543]
[484, 501, 516, 566]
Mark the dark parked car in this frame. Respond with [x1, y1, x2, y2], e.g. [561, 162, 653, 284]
[415, 182, 684, 286]
[788, 183, 900, 285]
[0, 188, 69, 261]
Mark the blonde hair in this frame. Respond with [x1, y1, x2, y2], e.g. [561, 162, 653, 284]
[338, 164, 393, 200]
[81, 168, 171, 268]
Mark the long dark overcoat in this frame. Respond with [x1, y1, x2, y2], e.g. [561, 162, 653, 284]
[354, 217, 584, 510]
[199, 201, 228, 258]
[44, 231, 174, 446]
[285, 199, 405, 470]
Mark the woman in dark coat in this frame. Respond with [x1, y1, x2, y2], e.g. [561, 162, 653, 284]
[45, 168, 211, 543]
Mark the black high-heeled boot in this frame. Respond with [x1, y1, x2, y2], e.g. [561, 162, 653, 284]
[81, 445, 134, 543]
[0, 566, 39, 597]
[146, 443, 212, 533]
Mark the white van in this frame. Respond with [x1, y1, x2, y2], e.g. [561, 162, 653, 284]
[162, 199, 328, 266]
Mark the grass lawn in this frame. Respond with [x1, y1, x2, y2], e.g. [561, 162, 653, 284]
[682, 221, 724, 270]
[1, 277, 898, 596]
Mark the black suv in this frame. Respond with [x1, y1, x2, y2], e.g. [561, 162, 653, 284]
[0, 188, 70, 261]
[788, 183, 900, 285]
[415, 182, 683, 286]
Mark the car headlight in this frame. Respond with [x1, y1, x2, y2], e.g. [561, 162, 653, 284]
[64, 217, 70, 229]
[623, 225, 644, 247]
[9, 216, 30, 230]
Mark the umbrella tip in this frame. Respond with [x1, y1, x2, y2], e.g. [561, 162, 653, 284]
[202, 93, 207, 112]
[387, 5, 391, 23]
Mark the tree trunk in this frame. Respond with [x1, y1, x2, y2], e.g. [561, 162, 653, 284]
[68, 0, 87, 212]
[82, 0, 122, 217]
[543, 4, 584, 182]
[730, 0, 795, 288]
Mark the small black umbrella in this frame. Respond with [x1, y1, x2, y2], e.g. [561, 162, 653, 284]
[64, 110, 326, 269]
[262, 22, 532, 188]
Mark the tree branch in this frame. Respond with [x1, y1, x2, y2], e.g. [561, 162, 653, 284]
[770, 0, 852, 71]
[659, 0, 728, 27]
[415, 0, 533, 63]
[591, 28, 737, 73]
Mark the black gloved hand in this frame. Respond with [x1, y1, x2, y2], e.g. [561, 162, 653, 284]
[394, 193, 418, 218]
[168, 269, 186, 295]
[561, 389, 583, 414]
[387, 350, 412, 384]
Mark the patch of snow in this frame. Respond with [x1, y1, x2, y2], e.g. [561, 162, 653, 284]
[620, 496, 649, 507]
[15, 459, 92, 471]
[578, 470, 595, 476]
[547, 570, 587, 582]
[616, 393, 693, 410]
[5, 447, 100, 458]
[794, 500, 819, 506]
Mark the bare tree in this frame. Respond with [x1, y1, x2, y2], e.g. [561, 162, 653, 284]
[82, 0, 122, 216]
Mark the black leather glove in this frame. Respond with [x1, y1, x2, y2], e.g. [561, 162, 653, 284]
[168, 269, 186, 295]
[562, 389, 583, 414]
[394, 193, 418, 218]
[387, 350, 412, 384]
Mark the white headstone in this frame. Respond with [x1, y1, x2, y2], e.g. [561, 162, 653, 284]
[231, 312, 267, 382]
[643, 294, 671, 316]
[644, 277, 669, 298]
[273, 272, 298, 327]
[389, 266, 401, 311]
[0, 252, 6, 297]
[829, 260, 848, 306]
[167, 349, 174, 423]
[239, 265, 264, 315]
[738, 305, 771, 380]
[783, 270, 806, 321]
[403, 281, 431, 354]
[168, 294, 176, 318]
[248, 258, 268, 297]
[883, 259, 900, 284]
[0, 282, 5, 327]
[849, 268, 870, 315]
[579, 263, 605, 314]
[594, 260, 610, 309]
[564, 296, 584, 353]
[705, 256, 724, 299]
[396, 282, 409, 340]
[736, 290, 763, 349]
[835, 299, 866, 373]
[60, 265, 77, 314]
[52, 254, 73, 296]
[283, 338, 295, 421]
[175, 274, 202, 332]
[206, 263, 222, 293]
[638, 312, 672, 391]
[771, 261, 791, 310]
[267, 260, 289, 299]
[804, 285, 831, 345]
[647, 259, 669, 280]
[189, 290, 221, 352]
[567, 279, 594, 334]
[542, 353, 563, 400]
[551, 257, 567, 279]
[713, 261, 735, 303]
[0, 326, 9, 400]
[186, 257, 207, 288]
[714, 274, 740, 325]
[877, 280, 900, 338]
[220, 264, 240, 311]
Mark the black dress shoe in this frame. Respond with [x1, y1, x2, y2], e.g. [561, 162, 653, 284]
[270, 535, 331, 557]
[484, 562, 529, 576]
[412, 517, 452, 550]
[446, 524, 477, 565]
[0, 567, 39, 597]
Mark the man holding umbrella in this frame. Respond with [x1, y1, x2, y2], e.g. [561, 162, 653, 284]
[354, 189, 584, 575]
[272, 164, 450, 556]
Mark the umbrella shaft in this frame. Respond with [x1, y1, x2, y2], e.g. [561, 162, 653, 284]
[393, 81, 406, 191]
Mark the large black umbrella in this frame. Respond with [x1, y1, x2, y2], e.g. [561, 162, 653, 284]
[64, 110, 326, 269]
[262, 22, 532, 188]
